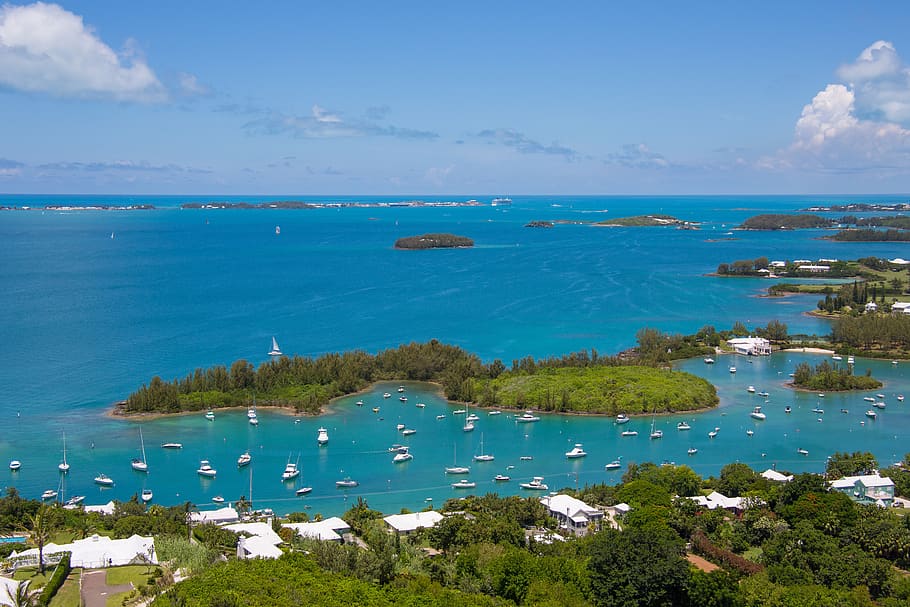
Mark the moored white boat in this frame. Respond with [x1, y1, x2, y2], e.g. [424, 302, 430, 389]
[393, 449, 413, 463]
[677, 421, 691, 431]
[58, 432, 70, 473]
[750, 406, 766, 420]
[268, 336, 282, 356]
[131, 428, 149, 472]
[688, 448, 698, 455]
[747, 386, 755, 393]
[161, 443, 182, 449]
[41, 489, 58, 501]
[237, 452, 252, 467]
[445, 466, 470, 474]
[9, 460, 20, 471]
[212, 495, 224, 503]
[452, 479, 476, 489]
[565, 444, 587, 458]
[65, 495, 84, 507]
[336, 478, 358, 488]
[402, 428, 417, 435]
[205, 410, 215, 421]
[708, 427, 719, 438]
[141, 489, 153, 503]
[797, 448, 809, 455]
[704, 357, 714, 364]
[473, 434, 494, 462]
[866, 409, 877, 419]
[94, 473, 114, 486]
[729, 366, 736, 373]
[519, 476, 548, 491]
[615, 413, 630, 424]
[296, 487, 313, 496]
[621, 430, 638, 437]
[282, 456, 301, 481]
[317, 427, 329, 445]
[516, 411, 540, 423]
[494, 474, 511, 481]
[605, 460, 622, 470]
[196, 460, 217, 477]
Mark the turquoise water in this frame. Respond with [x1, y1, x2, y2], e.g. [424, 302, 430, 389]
[1, 194, 909, 515]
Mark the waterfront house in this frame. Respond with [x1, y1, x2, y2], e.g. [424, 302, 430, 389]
[282, 517, 351, 543]
[383, 511, 443, 536]
[761, 469, 794, 482]
[540, 494, 603, 536]
[891, 302, 910, 314]
[829, 473, 895, 507]
[797, 265, 830, 273]
[727, 337, 772, 356]
[189, 506, 240, 525]
[11, 534, 156, 569]
[689, 491, 747, 513]
[227, 522, 284, 560]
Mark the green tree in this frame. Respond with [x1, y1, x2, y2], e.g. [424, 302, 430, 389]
[21, 505, 55, 575]
[826, 451, 879, 479]
[717, 462, 758, 497]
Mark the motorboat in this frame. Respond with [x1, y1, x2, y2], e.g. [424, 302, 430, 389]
[161, 443, 182, 449]
[757, 391, 769, 397]
[436, 414, 446, 420]
[488, 410, 501, 415]
[296, 487, 312, 496]
[747, 386, 755, 393]
[9, 460, 21, 471]
[811, 407, 824, 414]
[519, 477, 548, 491]
[494, 474, 511, 482]
[604, 460, 622, 470]
[402, 428, 417, 436]
[336, 478, 359, 488]
[677, 421, 691, 431]
[317, 427, 329, 445]
[94, 473, 114, 486]
[355, 400, 364, 406]
[205, 410, 215, 421]
[864, 396, 876, 402]
[708, 427, 719, 438]
[282, 460, 300, 481]
[416, 402, 426, 408]
[212, 496, 225, 503]
[704, 357, 714, 364]
[615, 414, 630, 424]
[237, 452, 252, 467]
[249, 416, 259, 426]
[393, 450, 413, 463]
[797, 448, 809, 456]
[898, 395, 905, 402]
[729, 366, 736, 373]
[65, 495, 85, 507]
[268, 336, 282, 357]
[141, 489, 153, 503]
[746, 430, 754, 436]
[832, 354, 842, 361]
[565, 444, 587, 458]
[372, 407, 380, 413]
[399, 397, 408, 403]
[750, 406, 767, 420]
[516, 411, 540, 423]
[785, 406, 791, 413]
[388, 444, 406, 453]
[451, 479, 476, 489]
[519, 456, 533, 461]
[396, 423, 406, 431]
[466, 414, 479, 422]
[877, 394, 886, 400]
[383, 393, 392, 399]
[41, 490, 57, 501]
[847, 356, 855, 364]
[873, 401, 886, 409]
[688, 448, 698, 455]
[453, 409, 466, 415]
[196, 460, 217, 477]
[398, 386, 405, 393]
[866, 410, 877, 419]
[621, 430, 638, 437]
[817, 393, 825, 398]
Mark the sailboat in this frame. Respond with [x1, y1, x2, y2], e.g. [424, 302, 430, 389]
[131, 428, 149, 472]
[58, 432, 70, 473]
[649, 407, 663, 439]
[463, 404, 475, 432]
[473, 433, 494, 462]
[445, 444, 470, 474]
[268, 336, 283, 356]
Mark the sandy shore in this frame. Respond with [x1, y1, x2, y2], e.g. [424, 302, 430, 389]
[782, 347, 835, 355]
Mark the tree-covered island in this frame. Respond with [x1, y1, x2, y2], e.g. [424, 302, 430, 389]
[393, 233, 474, 249]
[594, 214, 696, 227]
[790, 360, 882, 391]
[738, 214, 834, 230]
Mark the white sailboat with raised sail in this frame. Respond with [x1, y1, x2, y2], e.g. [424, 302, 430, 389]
[268, 336, 282, 356]
[58, 432, 70, 473]
[131, 428, 149, 472]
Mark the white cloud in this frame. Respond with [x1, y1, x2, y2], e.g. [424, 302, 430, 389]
[243, 105, 438, 140]
[0, 2, 165, 102]
[178, 72, 210, 97]
[604, 144, 670, 169]
[477, 128, 577, 160]
[312, 104, 342, 124]
[836, 40, 910, 124]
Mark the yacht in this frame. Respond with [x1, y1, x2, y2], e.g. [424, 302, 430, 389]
[519, 456, 533, 461]
[453, 409, 466, 415]
[141, 489, 153, 503]
[746, 430, 754, 436]
[866, 409, 877, 419]
[196, 460, 217, 478]
[396, 423, 406, 431]
[415, 402, 426, 408]
[704, 357, 714, 364]
[296, 487, 313, 496]
[565, 444, 587, 459]
[393, 449, 413, 463]
[750, 406, 767, 420]
[281, 459, 300, 481]
[65, 495, 85, 507]
[205, 410, 215, 421]
[708, 427, 719, 438]
[41, 490, 58, 501]
[688, 448, 698, 455]
[237, 452, 252, 467]
[317, 427, 329, 445]
[832, 354, 842, 361]
[621, 430, 638, 437]
[605, 460, 622, 470]
[519, 476, 548, 491]
[268, 336, 282, 357]
[335, 478, 359, 488]
[466, 413, 480, 422]
[493, 474, 511, 482]
[873, 401, 886, 409]
[397, 386, 405, 393]
[249, 416, 259, 426]
[94, 473, 114, 486]
[516, 411, 540, 423]
[383, 393, 392, 399]
[898, 395, 905, 402]
[729, 366, 736, 373]
[757, 391, 769, 397]
[355, 400, 364, 406]
[9, 460, 20, 471]
[677, 421, 691, 431]
[615, 413, 630, 424]
[388, 444, 407, 453]
[436, 414, 446, 420]
[876, 393, 886, 399]
[797, 448, 809, 456]
[818, 393, 825, 398]
[399, 396, 408, 403]
[161, 442, 183, 449]
[131, 428, 149, 472]
[462, 420, 475, 432]
[488, 410, 501, 415]
[402, 428, 417, 436]
[747, 386, 755, 393]
[864, 396, 876, 402]
[212, 496, 225, 504]
[451, 479, 476, 489]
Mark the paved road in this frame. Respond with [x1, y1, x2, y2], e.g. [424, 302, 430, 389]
[81, 570, 133, 607]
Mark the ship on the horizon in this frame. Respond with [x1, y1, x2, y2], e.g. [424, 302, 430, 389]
[491, 197, 512, 206]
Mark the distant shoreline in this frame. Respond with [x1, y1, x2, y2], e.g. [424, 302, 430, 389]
[1, 200, 491, 212]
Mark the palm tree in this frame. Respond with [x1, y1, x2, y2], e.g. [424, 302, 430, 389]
[5, 579, 39, 607]
[20, 505, 54, 575]
[235, 495, 251, 517]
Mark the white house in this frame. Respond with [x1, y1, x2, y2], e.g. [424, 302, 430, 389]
[689, 491, 747, 513]
[282, 517, 351, 543]
[383, 511, 443, 535]
[190, 507, 239, 525]
[540, 494, 603, 536]
[829, 473, 895, 507]
[0, 576, 22, 607]
[11, 534, 156, 569]
[891, 302, 910, 314]
[75, 501, 116, 515]
[797, 265, 830, 273]
[865, 301, 878, 313]
[761, 469, 794, 482]
[225, 522, 283, 560]
[727, 337, 772, 356]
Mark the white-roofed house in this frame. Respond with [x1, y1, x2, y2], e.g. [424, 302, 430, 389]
[829, 473, 895, 507]
[383, 511, 444, 536]
[891, 302, 910, 314]
[0, 576, 22, 607]
[10, 534, 156, 569]
[282, 517, 351, 543]
[865, 301, 878, 313]
[727, 337, 771, 356]
[540, 494, 603, 536]
[81, 501, 116, 515]
[224, 522, 284, 560]
[189, 507, 239, 525]
[688, 491, 747, 513]
[761, 469, 794, 482]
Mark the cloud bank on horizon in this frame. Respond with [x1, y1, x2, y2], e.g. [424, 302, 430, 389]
[1, 2, 909, 194]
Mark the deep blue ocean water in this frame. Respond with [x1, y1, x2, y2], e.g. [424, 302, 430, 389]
[1, 194, 909, 515]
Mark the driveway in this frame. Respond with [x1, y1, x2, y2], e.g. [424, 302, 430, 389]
[81, 570, 133, 607]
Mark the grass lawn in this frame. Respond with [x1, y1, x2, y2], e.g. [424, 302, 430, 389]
[49, 568, 83, 607]
[12, 567, 49, 586]
[106, 564, 153, 586]
[742, 546, 764, 562]
[106, 589, 137, 607]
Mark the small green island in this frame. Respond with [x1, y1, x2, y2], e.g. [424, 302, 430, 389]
[790, 360, 881, 391]
[524, 220, 554, 228]
[595, 214, 695, 227]
[394, 233, 474, 249]
[738, 214, 834, 230]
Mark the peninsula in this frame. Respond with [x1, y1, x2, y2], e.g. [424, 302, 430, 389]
[394, 233, 474, 249]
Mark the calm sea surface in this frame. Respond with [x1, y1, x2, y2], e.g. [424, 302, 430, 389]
[1, 194, 908, 515]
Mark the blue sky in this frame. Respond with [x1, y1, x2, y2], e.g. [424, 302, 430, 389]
[1, 1, 910, 195]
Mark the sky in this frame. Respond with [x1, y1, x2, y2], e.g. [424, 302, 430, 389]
[1, 1, 910, 195]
